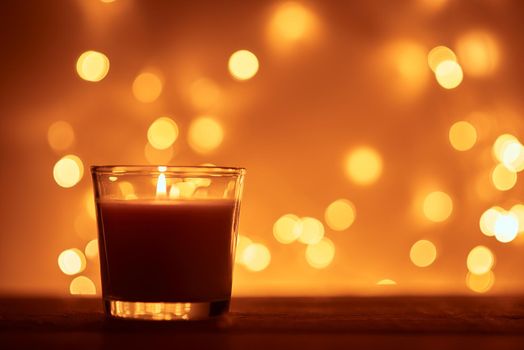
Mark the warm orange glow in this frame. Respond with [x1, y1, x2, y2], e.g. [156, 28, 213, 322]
[448, 121, 477, 151]
[228, 50, 259, 81]
[69, 276, 97, 295]
[467, 246, 495, 275]
[132, 71, 163, 103]
[491, 163, 517, 191]
[409, 240, 437, 267]
[144, 143, 174, 165]
[297, 217, 325, 245]
[456, 31, 500, 77]
[377, 279, 397, 286]
[84, 239, 98, 259]
[466, 271, 495, 293]
[268, 2, 317, 47]
[305, 237, 335, 269]
[58, 249, 86, 275]
[190, 78, 221, 111]
[47, 121, 75, 151]
[76, 50, 110, 82]
[427, 46, 457, 72]
[435, 60, 463, 89]
[242, 243, 271, 272]
[345, 147, 383, 185]
[53, 155, 84, 188]
[147, 117, 179, 150]
[479, 207, 503, 237]
[273, 214, 301, 244]
[422, 191, 453, 223]
[235, 234, 252, 265]
[118, 181, 136, 199]
[324, 199, 356, 231]
[187, 116, 224, 153]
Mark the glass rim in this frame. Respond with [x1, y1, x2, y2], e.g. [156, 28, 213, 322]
[91, 165, 246, 176]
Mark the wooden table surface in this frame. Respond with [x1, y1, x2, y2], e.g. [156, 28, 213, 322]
[1, 296, 523, 349]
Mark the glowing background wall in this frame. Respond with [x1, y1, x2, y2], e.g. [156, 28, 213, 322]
[1, 0, 524, 296]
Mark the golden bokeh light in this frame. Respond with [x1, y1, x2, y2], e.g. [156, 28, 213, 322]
[324, 199, 356, 231]
[435, 60, 463, 89]
[187, 116, 224, 154]
[273, 214, 301, 244]
[147, 117, 179, 150]
[144, 142, 174, 165]
[492, 134, 524, 172]
[84, 239, 98, 260]
[466, 271, 495, 293]
[493, 134, 518, 162]
[305, 237, 335, 269]
[344, 147, 383, 186]
[58, 248, 86, 275]
[479, 206, 503, 237]
[132, 71, 163, 103]
[409, 239, 437, 267]
[47, 121, 75, 151]
[118, 181, 136, 199]
[76, 50, 110, 82]
[228, 50, 259, 81]
[456, 31, 500, 77]
[235, 234, 252, 265]
[53, 155, 84, 188]
[494, 212, 519, 243]
[510, 204, 524, 233]
[427, 45, 457, 72]
[491, 163, 517, 191]
[297, 217, 325, 245]
[242, 243, 271, 272]
[190, 78, 221, 111]
[467, 245, 495, 275]
[422, 191, 453, 223]
[448, 121, 477, 151]
[69, 276, 97, 295]
[377, 279, 397, 286]
[268, 2, 316, 44]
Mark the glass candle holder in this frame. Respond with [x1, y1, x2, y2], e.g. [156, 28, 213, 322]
[91, 165, 245, 321]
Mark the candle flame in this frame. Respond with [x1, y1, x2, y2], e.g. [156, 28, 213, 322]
[156, 173, 167, 197]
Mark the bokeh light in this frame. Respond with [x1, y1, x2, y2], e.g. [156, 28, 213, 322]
[47, 121, 75, 151]
[377, 279, 397, 286]
[273, 214, 301, 244]
[118, 181, 136, 199]
[456, 31, 500, 77]
[479, 206, 503, 237]
[228, 50, 259, 81]
[492, 134, 524, 172]
[58, 248, 86, 275]
[305, 237, 335, 269]
[422, 191, 453, 223]
[268, 2, 316, 45]
[297, 217, 325, 245]
[427, 45, 457, 72]
[147, 117, 179, 150]
[344, 147, 383, 185]
[190, 78, 221, 111]
[69, 276, 96, 295]
[491, 163, 517, 191]
[187, 116, 224, 153]
[448, 121, 477, 151]
[466, 271, 495, 293]
[494, 212, 519, 243]
[467, 245, 495, 275]
[324, 199, 356, 231]
[409, 240, 437, 267]
[53, 155, 84, 188]
[242, 243, 271, 272]
[435, 60, 463, 89]
[76, 50, 110, 82]
[84, 239, 98, 260]
[235, 234, 252, 265]
[132, 71, 163, 103]
[510, 204, 524, 233]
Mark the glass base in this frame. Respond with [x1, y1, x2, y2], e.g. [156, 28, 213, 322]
[105, 299, 230, 321]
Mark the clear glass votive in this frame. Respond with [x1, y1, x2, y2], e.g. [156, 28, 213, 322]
[91, 165, 246, 321]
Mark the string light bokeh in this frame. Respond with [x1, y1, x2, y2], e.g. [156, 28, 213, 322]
[1, 0, 524, 297]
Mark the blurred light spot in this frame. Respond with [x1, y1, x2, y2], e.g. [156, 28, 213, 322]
[409, 240, 437, 267]
[494, 212, 519, 243]
[305, 237, 335, 269]
[324, 199, 356, 231]
[297, 217, 325, 245]
[449, 121, 477, 151]
[273, 214, 301, 244]
[69, 276, 96, 295]
[235, 234, 252, 265]
[172, 182, 196, 199]
[228, 50, 259, 81]
[188, 116, 223, 153]
[100, 0, 116, 3]
[493, 134, 519, 162]
[132, 71, 163, 103]
[491, 163, 516, 191]
[144, 142, 174, 165]
[422, 191, 453, 223]
[47, 121, 75, 151]
[118, 181, 135, 199]
[84, 239, 98, 259]
[85, 190, 96, 220]
[510, 204, 524, 233]
[492, 134, 524, 172]
[76, 50, 110, 82]
[190, 78, 221, 110]
[479, 206, 503, 237]
[109, 176, 118, 182]
[158, 166, 167, 172]
[243, 243, 271, 272]
[456, 31, 500, 77]
[427, 46, 457, 72]
[58, 248, 86, 275]
[435, 60, 463, 89]
[147, 117, 179, 150]
[418, 0, 448, 11]
[345, 147, 383, 185]
[466, 271, 494, 293]
[377, 279, 397, 286]
[268, 2, 316, 45]
[467, 246, 495, 275]
[53, 155, 83, 188]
